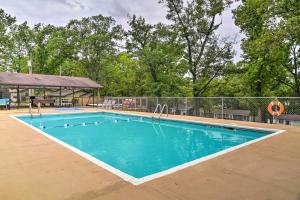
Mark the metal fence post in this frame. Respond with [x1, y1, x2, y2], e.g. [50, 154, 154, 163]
[185, 97, 188, 116]
[221, 97, 224, 119]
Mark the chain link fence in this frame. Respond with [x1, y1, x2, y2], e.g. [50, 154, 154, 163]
[100, 97, 300, 126]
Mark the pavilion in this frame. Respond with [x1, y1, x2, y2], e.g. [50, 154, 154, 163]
[0, 72, 102, 108]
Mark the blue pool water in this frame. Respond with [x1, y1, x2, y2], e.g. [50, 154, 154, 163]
[17, 112, 273, 179]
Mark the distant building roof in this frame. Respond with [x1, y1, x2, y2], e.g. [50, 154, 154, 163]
[0, 72, 102, 89]
[277, 114, 300, 121]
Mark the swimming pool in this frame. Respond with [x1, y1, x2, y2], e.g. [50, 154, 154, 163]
[14, 112, 284, 185]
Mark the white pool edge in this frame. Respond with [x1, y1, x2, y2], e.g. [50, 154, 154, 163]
[11, 112, 286, 186]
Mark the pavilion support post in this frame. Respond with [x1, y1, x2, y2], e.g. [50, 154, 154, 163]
[97, 88, 100, 106]
[59, 87, 62, 107]
[72, 88, 75, 107]
[43, 88, 46, 99]
[17, 85, 20, 109]
[92, 89, 95, 108]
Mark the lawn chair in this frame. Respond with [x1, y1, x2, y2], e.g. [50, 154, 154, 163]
[99, 100, 111, 109]
[98, 99, 108, 107]
[0, 98, 10, 110]
[108, 100, 116, 109]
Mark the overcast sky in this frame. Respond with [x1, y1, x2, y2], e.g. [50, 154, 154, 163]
[0, 0, 242, 61]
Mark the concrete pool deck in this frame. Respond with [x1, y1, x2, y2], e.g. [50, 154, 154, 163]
[0, 108, 300, 200]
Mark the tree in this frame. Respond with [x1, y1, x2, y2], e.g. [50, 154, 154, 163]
[139, 23, 190, 96]
[276, 0, 300, 96]
[10, 22, 33, 73]
[31, 23, 57, 74]
[233, 0, 299, 96]
[126, 15, 190, 96]
[126, 15, 153, 55]
[44, 27, 76, 76]
[0, 9, 16, 71]
[204, 62, 247, 96]
[67, 15, 123, 85]
[103, 52, 140, 96]
[159, 0, 234, 97]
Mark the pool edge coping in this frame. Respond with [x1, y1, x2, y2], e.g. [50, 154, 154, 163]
[10, 111, 286, 186]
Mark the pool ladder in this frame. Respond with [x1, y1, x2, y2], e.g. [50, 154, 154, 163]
[152, 104, 168, 120]
[29, 102, 42, 118]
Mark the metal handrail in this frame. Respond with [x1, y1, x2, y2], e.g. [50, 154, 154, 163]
[153, 104, 161, 114]
[153, 104, 161, 119]
[29, 103, 33, 117]
[29, 102, 42, 118]
[159, 104, 168, 118]
[37, 102, 42, 117]
[152, 104, 168, 120]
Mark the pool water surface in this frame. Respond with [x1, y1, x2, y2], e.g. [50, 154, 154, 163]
[15, 112, 282, 184]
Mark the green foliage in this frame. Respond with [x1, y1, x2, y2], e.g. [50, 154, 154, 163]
[126, 16, 190, 96]
[31, 24, 57, 74]
[103, 52, 140, 96]
[43, 27, 74, 75]
[0, 0, 298, 98]
[0, 9, 16, 69]
[126, 15, 153, 54]
[67, 15, 124, 83]
[10, 21, 33, 73]
[233, 0, 300, 96]
[159, 0, 234, 97]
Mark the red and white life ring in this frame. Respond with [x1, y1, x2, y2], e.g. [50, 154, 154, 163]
[267, 101, 284, 116]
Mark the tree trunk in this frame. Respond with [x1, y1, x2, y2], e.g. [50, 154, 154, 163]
[191, 76, 201, 115]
